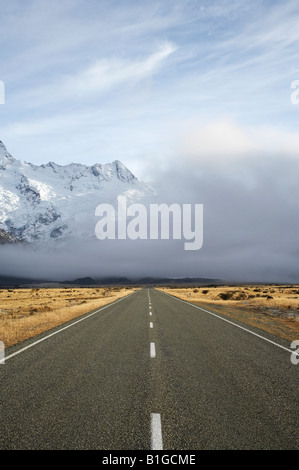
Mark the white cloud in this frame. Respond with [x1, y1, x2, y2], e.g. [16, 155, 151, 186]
[178, 119, 255, 161]
[66, 41, 178, 95]
[176, 118, 299, 163]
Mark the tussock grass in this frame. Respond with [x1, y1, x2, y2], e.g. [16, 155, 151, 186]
[157, 285, 299, 342]
[158, 285, 299, 310]
[0, 286, 137, 347]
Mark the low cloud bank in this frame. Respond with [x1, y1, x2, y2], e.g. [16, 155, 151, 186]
[1, 148, 299, 283]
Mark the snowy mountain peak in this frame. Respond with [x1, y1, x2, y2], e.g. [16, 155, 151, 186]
[111, 160, 137, 182]
[0, 141, 15, 169]
[0, 140, 153, 245]
[90, 160, 137, 184]
[38, 158, 137, 185]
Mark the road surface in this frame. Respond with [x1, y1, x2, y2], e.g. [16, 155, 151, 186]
[0, 288, 298, 450]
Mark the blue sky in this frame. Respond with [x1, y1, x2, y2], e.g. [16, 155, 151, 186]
[1, 0, 299, 179]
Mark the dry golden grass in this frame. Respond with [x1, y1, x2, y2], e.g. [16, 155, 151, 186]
[0, 286, 138, 347]
[157, 284, 299, 342]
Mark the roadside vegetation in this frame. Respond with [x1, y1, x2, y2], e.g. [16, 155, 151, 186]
[0, 286, 137, 347]
[157, 284, 299, 342]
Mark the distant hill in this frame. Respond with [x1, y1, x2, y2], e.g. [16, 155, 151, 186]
[0, 274, 222, 288]
[137, 277, 221, 285]
[61, 277, 98, 285]
[62, 276, 133, 285]
[0, 275, 40, 287]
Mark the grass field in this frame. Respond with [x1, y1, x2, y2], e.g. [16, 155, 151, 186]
[157, 284, 299, 342]
[1, 284, 298, 348]
[0, 286, 137, 347]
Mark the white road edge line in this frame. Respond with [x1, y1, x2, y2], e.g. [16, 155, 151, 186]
[151, 413, 163, 450]
[161, 290, 298, 357]
[5, 293, 135, 362]
[150, 342, 156, 358]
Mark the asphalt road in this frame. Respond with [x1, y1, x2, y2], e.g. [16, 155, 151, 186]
[0, 287, 298, 450]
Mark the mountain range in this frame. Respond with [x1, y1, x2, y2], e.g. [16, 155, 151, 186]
[0, 140, 153, 246]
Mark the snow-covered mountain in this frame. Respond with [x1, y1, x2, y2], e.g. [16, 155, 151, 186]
[0, 140, 154, 245]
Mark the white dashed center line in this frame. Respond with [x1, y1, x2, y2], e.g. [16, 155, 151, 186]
[150, 342, 156, 358]
[151, 413, 163, 450]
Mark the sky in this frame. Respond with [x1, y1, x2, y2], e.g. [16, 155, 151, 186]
[1, 0, 299, 177]
[1, 0, 299, 282]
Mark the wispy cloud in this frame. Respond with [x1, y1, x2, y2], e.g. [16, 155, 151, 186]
[8, 41, 178, 111]
[63, 41, 178, 96]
